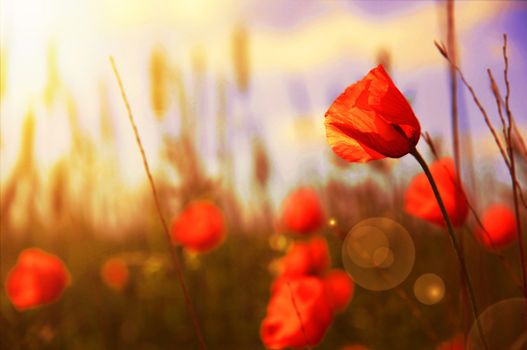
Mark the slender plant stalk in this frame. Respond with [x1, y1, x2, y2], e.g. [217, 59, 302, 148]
[435, 39, 527, 296]
[422, 133, 523, 291]
[410, 148, 488, 350]
[501, 34, 527, 298]
[445, 1, 472, 332]
[486, 69, 527, 209]
[286, 280, 312, 350]
[110, 57, 207, 350]
[446, 0, 460, 179]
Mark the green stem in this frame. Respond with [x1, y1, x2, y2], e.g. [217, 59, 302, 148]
[410, 148, 488, 350]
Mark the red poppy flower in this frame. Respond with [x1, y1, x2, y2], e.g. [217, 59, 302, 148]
[171, 200, 225, 253]
[281, 187, 325, 235]
[101, 257, 129, 291]
[436, 334, 464, 350]
[475, 204, 517, 250]
[404, 157, 468, 227]
[261, 277, 333, 349]
[323, 269, 354, 313]
[5, 248, 70, 310]
[280, 236, 330, 278]
[325, 65, 421, 163]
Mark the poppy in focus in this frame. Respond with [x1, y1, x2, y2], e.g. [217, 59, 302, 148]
[261, 277, 333, 349]
[323, 269, 354, 313]
[281, 187, 325, 235]
[324, 65, 421, 163]
[6, 248, 70, 310]
[101, 257, 130, 291]
[475, 204, 517, 250]
[404, 157, 468, 227]
[171, 200, 225, 253]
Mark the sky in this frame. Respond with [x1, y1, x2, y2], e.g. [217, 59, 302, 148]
[0, 0, 526, 210]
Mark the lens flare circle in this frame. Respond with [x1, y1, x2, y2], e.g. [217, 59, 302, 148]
[342, 217, 415, 291]
[467, 298, 527, 350]
[413, 273, 445, 305]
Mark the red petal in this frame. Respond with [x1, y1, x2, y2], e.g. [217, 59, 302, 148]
[324, 65, 421, 162]
[6, 249, 70, 310]
[171, 200, 225, 253]
[475, 204, 517, 250]
[281, 188, 325, 235]
[279, 236, 330, 278]
[323, 269, 354, 312]
[261, 277, 333, 349]
[404, 158, 468, 227]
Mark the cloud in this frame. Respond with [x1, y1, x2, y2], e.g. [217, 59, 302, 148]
[249, 1, 505, 73]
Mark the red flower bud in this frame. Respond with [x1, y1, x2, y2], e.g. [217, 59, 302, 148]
[323, 269, 354, 313]
[281, 188, 325, 235]
[171, 200, 225, 253]
[6, 248, 70, 310]
[405, 157, 468, 227]
[101, 257, 129, 291]
[475, 204, 517, 250]
[261, 277, 333, 349]
[279, 236, 330, 277]
[325, 65, 421, 163]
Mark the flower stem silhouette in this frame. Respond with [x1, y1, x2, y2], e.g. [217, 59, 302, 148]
[410, 148, 488, 350]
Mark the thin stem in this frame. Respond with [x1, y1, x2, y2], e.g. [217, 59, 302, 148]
[435, 40, 527, 210]
[487, 69, 508, 142]
[110, 57, 207, 350]
[502, 34, 527, 297]
[434, 41, 510, 167]
[422, 133, 523, 291]
[446, 0, 461, 181]
[410, 148, 488, 350]
[286, 280, 312, 350]
[487, 70, 527, 209]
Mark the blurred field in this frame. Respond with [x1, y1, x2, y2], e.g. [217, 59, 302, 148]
[1, 1, 527, 349]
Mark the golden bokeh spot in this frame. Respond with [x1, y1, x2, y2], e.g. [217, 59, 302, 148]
[413, 273, 445, 305]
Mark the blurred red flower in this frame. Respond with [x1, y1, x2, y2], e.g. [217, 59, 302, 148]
[475, 204, 517, 250]
[323, 269, 354, 313]
[324, 64, 421, 163]
[436, 334, 464, 350]
[6, 248, 70, 310]
[405, 157, 468, 227]
[271, 236, 330, 296]
[279, 236, 330, 278]
[101, 257, 129, 291]
[261, 277, 333, 349]
[171, 200, 225, 253]
[281, 187, 325, 235]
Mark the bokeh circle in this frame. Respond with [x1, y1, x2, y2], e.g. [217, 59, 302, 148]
[413, 273, 445, 305]
[342, 217, 415, 291]
[467, 298, 527, 350]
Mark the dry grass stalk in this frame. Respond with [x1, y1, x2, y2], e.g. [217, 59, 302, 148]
[501, 34, 526, 297]
[446, 0, 461, 180]
[110, 57, 207, 350]
[99, 81, 114, 143]
[434, 41, 526, 208]
[435, 36, 527, 298]
[44, 43, 60, 108]
[232, 24, 250, 94]
[424, 131, 524, 291]
[0, 46, 6, 99]
[149, 47, 168, 119]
